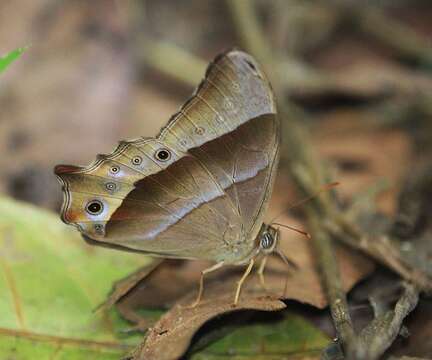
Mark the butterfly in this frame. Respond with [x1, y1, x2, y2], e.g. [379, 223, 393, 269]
[54, 49, 284, 307]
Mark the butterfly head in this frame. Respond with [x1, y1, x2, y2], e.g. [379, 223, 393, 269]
[258, 224, 279, 255]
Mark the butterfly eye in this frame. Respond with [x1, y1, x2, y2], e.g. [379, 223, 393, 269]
[260, 232, 274, 250]
[86, 200, 104, 215]
[155, 148, 171, 162]
[132, 156, 142, 165]
[110, 166, 120, 174]
[105, 182, 116, 191]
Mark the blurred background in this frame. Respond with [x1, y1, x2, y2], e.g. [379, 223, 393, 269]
[1, 0, 431, 216]
[2, 1, 432, 358]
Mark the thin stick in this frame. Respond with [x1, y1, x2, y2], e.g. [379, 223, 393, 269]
[352, 283, 419, 360]
[308, 216, 356, 354]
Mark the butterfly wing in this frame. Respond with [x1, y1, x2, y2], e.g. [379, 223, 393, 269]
[55, 50, 278, 263]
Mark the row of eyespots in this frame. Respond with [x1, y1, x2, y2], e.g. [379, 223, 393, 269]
[108, 148, 172, 175]
[85, 148, 174, 216]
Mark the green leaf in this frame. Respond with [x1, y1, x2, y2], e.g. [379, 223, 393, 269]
[0, 196, 149, 359]
[0, 47, 27, 74]
[190, 311, 329, 360]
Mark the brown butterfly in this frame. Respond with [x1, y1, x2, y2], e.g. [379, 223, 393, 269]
[54, 50, 284, 307]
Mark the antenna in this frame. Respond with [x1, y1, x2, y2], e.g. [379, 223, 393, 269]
[270, 181, 339, 224]
[272, 223, 311, 239]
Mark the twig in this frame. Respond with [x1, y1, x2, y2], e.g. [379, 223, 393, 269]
[309, 216, 356, 354]
[352, 283, 419, 360]
[325, 219, 432, 292]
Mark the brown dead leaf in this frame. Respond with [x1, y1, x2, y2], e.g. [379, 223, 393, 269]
[132, 284, 286, 360]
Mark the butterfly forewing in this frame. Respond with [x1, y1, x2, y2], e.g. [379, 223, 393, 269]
[55, 50, 279, 264]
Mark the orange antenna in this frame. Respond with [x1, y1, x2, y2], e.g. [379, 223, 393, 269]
[273, 223, 311, 239]
[270, 181, 339, 224]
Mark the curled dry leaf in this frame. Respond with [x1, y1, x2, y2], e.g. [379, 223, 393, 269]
[132, 285, 286, 360]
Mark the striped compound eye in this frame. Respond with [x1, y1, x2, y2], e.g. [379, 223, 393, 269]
[260, 232, 274, 249]
[86, 200, 104, 215]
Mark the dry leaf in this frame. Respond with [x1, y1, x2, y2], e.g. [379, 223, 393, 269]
[132, 284, 286, 360]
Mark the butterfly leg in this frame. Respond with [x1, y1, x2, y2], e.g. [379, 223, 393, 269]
[257, 256, 268, 290]
[233, 258, 255, 305]
[188, 261, 225, 308]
